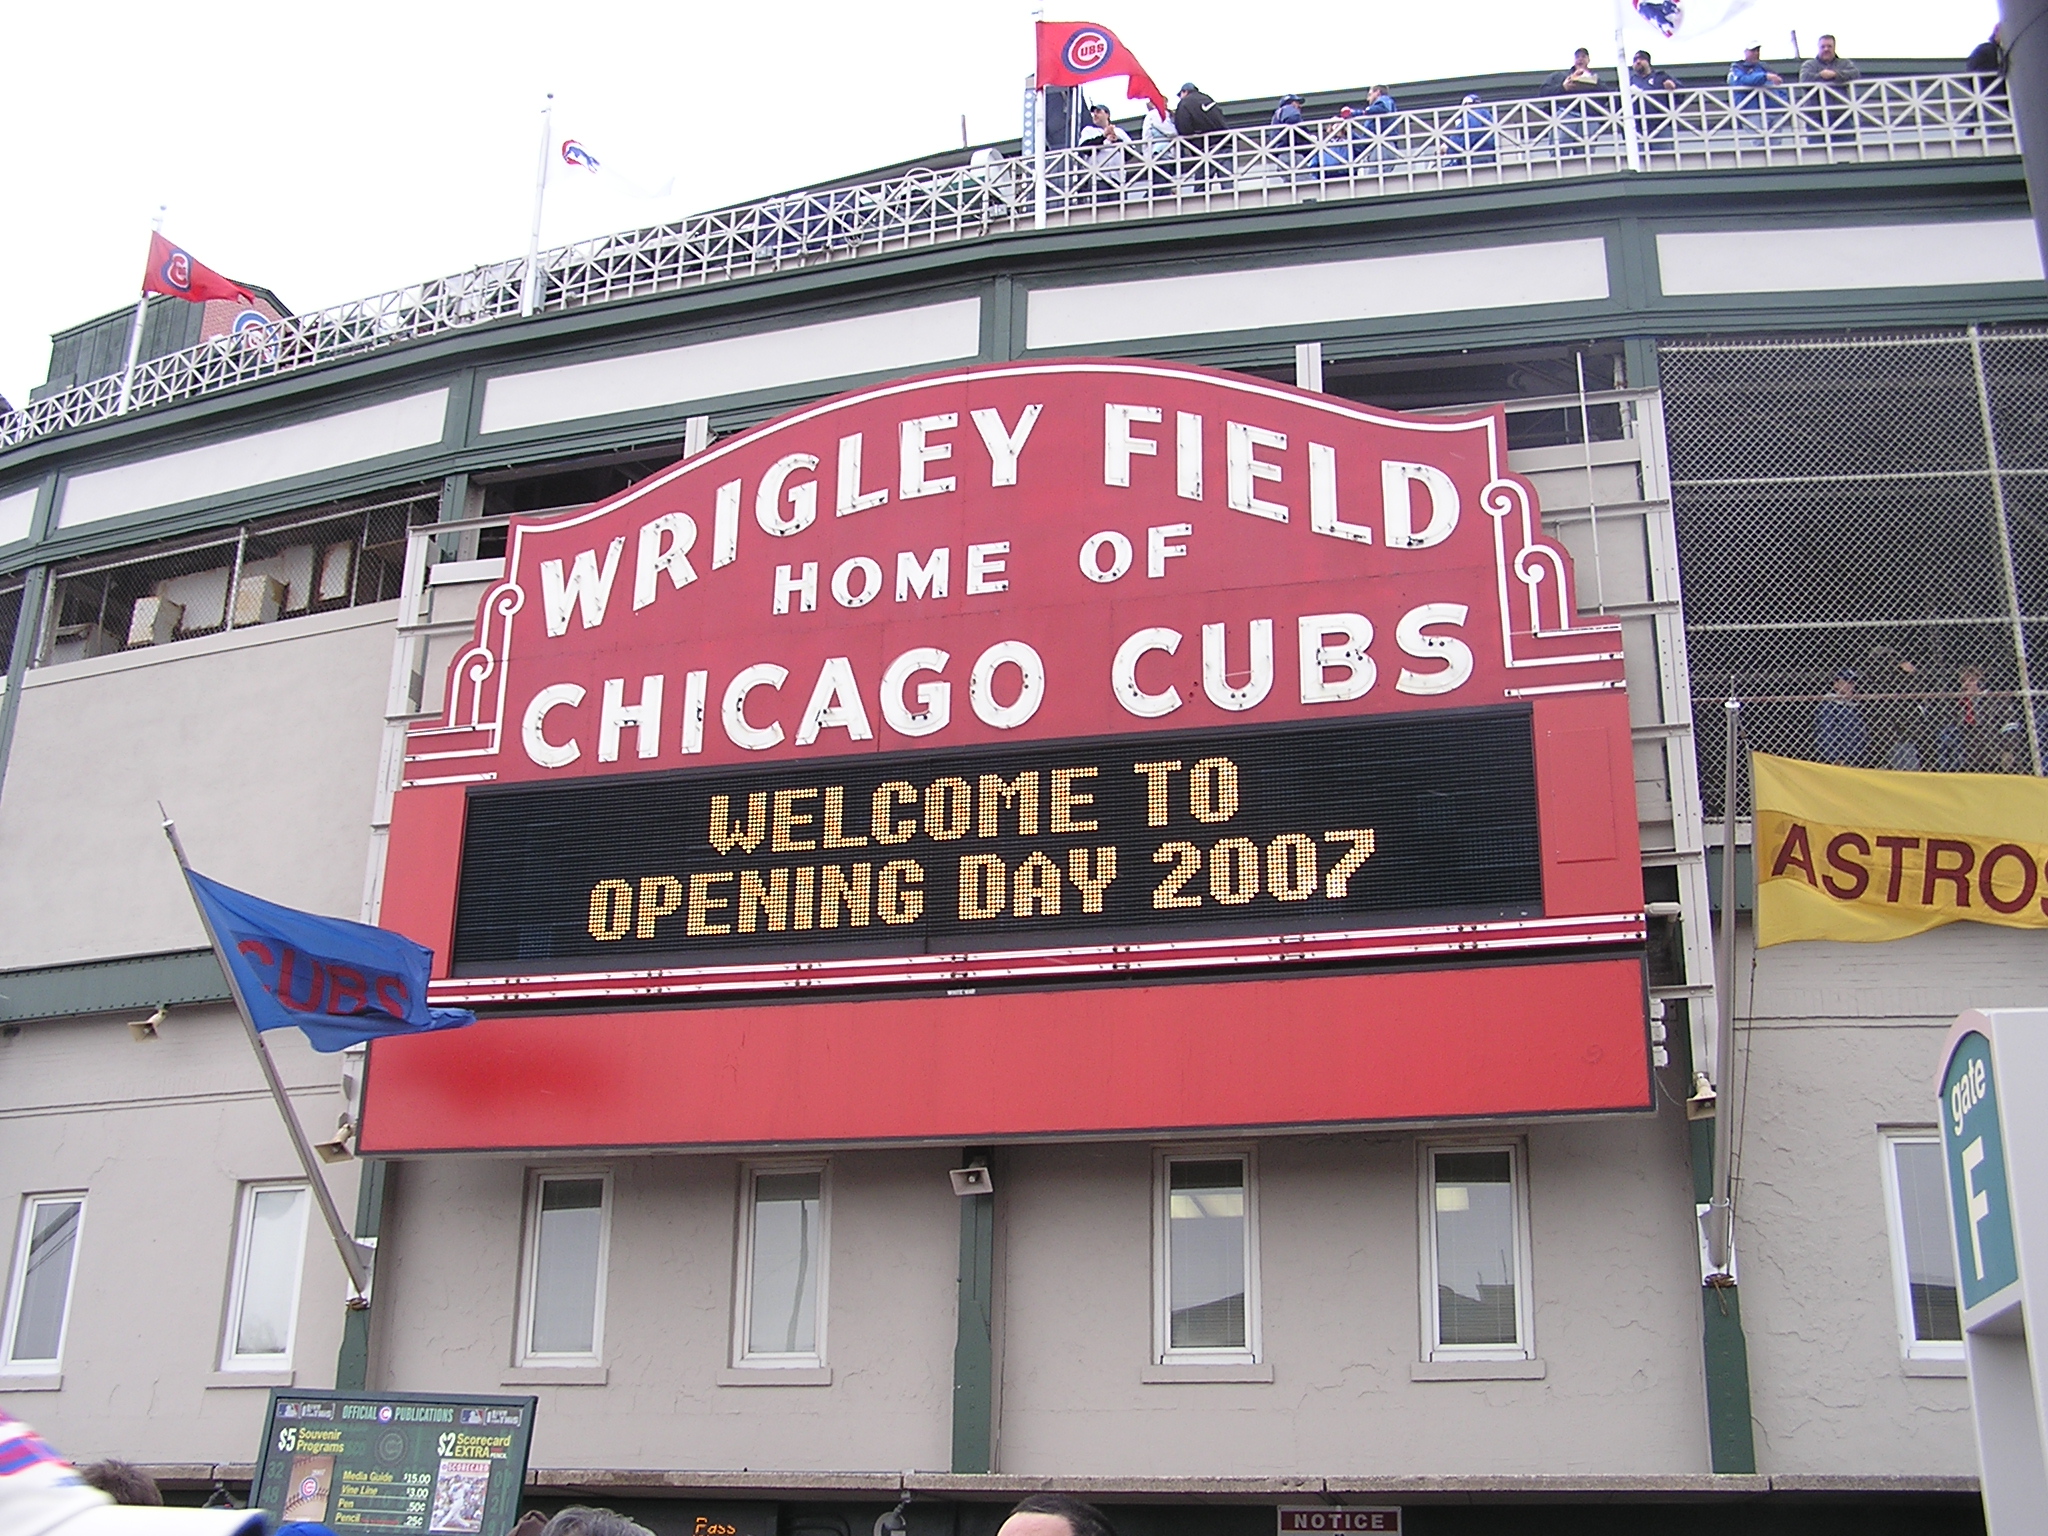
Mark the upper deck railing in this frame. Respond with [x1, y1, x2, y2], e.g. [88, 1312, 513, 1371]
[1, 73, 2016, 454]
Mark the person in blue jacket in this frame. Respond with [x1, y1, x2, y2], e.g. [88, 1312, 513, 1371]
[1728, 40, 1786, 140]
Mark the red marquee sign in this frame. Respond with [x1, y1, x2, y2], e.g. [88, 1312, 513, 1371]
[363, 360, 1648, 1153]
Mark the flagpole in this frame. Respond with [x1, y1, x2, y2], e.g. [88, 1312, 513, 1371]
[160, 809, 373, 1298]
[520, 93, 554, 318]
[1704, 698, 1743, 1276]
[1614, 0, 1644, 172]
[115, 206, 166, 416]
[1030, 12, 1048, 231]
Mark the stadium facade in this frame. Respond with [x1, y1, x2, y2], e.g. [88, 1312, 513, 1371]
[2, 60, 2043, 1536]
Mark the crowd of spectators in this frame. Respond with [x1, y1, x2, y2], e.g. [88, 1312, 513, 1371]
[1036, 29, 2010, 207]
[1815, 655, 2031, 775]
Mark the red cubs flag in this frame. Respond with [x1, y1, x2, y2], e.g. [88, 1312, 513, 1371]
[1035, 20, 1170, 116]
[142, 231, 253, 304]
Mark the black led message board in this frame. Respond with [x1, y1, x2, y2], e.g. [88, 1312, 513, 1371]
[450, 707, 1541, 976]
[252, 1390, 537, 1536]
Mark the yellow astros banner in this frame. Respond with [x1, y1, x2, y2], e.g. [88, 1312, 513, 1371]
[1753, 752, 2048, 945]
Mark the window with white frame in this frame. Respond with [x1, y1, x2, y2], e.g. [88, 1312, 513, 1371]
[1155, 1151, 1259, 1363]
[1423, 1144, 1533, 1360]
[3, 1194, 85, 1372]
[734, 1164, 828, 1367]
[221, 1182, 311, 1370]
[518, 1172, 610, 1364]
[1882, 1131, 1964, 1358]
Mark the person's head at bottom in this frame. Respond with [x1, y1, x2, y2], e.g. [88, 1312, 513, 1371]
[997, 1494, 1120, 1536]
[1, 1409, 264, 1536]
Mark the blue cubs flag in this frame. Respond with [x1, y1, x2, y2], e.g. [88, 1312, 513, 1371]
[186, 870, 475, 1052]
[1035, 20, 1170, 116]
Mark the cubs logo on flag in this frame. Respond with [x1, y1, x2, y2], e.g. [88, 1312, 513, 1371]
[561, 138, 600, 171]
[1035, 19, 1169, 115]
[141, 231, 253, 305]
[1633, 1, 1681, 36]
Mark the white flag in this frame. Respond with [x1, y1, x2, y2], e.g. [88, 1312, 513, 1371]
[557, 136, 675, 200]
[1625, 0, 1757, 40]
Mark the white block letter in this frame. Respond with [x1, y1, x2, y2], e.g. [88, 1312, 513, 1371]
[722, 664, 787, 751]
[679, 669, 708, 755]
[1080, 531, 1132, 583]
[712, 478, 742, 567]
[1395, 603, 1474, 696]
[1308, 442, 1371, 544]
[540, 537, 626, 637]
[900, 413, 959, 499]
[1148, 522, 1191, 578]
[967, 542, 1009, 595]
[836, 432, 889, 515]
[1177, 411, 1203, 501]
[773, 562, 818, 615]
[895, 547, 950, 602]
[634, 513, 698, 610]
[970, 640, 1045, 730]
[881, 647, 952, 737]
[971, 404, 1043, 487]
[599, 674, 664, 762]
[1112, 627, 1184, 718]
[1298, 613, 1376, 703]
[832, 556, 883, 609]
[521, 683, 585, 768]
[1226, 421, 1288, 521]
[1202, 620, 1274, 712]
[1105, 403, 1162, 487]
[756, 453, 820, 536]
[1383, 461, 1460, 549]
[794, 656, 875, 746]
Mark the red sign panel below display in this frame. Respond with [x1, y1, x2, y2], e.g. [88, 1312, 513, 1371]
[357, 957, 1650, 1154]
[367, 359, 1648, 1149]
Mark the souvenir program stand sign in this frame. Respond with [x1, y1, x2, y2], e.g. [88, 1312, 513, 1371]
[251, 1389, 538, 1536]
[1939, 1009, 2048, 1534]
[363, 359, 1650, 1153]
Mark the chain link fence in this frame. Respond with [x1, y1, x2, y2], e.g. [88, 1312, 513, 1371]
[0, 579, 23, 676]
[35, 488, 440, 667]
[1662, 327, 2048, 816]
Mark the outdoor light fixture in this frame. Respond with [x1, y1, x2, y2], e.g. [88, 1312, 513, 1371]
[128, 1003, 168, 1042]
[949, 1162, 994, 1196]
[1686, 1071, 1717, 1120]
[314, 1113, 358, 1163]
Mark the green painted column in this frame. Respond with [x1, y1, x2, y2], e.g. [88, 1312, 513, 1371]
[951, 1147, 996, 1474]
[1691, 1113, 1757, 1473]
[335, 1160, 390, 1390]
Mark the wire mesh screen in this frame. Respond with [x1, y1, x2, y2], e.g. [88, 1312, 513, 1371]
[0, 580, 23, 676]
[1661, 329, 2048, 817]
[38, 487, 438, 666]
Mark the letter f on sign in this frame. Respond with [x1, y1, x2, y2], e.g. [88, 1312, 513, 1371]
[1964, 1136, 1991, 1281]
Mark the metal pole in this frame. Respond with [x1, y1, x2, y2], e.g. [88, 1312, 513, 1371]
[160, 810, 373, 1297]
[1614, 0, 1644, 172]
[1706, 698, 1742, 1274]
[1033, 85, 1049, 230]
[520, 94, 554, 318]
[115, 207, 166, 415]
[1967, 323, 2044, 774]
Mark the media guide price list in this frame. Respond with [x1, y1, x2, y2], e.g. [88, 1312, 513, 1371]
[332, 1468, 434, 1530]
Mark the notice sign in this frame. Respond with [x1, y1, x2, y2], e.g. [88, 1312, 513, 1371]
[1278, 1511, 1400, 1532]
[450, 708, 1540, 982]
[252, 1390, 537, 1536]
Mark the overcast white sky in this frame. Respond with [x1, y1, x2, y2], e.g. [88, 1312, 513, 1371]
[0, 0, 1999, 408]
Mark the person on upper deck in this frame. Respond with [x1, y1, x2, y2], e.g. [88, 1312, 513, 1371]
[1548, 47, 1603, 93]
[1271, 93, 1305, 126]
[1799, 35, 1861, 86]
[1631, 50, 1680, 91]
[1729, 42, 1784, 92]
[1968, 25, 2006, 75]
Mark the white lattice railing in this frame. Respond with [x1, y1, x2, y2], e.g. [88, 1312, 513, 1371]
[2, 74, 2015, 453]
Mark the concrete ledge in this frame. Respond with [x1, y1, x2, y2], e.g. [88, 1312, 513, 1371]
[1409, 1358, 1546, 1381]
[715, 1367, 832, 1386]
[502, 1367, 608, 1386]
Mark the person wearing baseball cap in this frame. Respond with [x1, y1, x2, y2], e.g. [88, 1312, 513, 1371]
[0, 1410, 266, 1536]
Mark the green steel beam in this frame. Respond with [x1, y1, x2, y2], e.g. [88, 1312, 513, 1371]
[951, 1146, 997, 1474]
[335, 1160, 390, 1391]
[1690, 1087, 1758, 1472]
[0, 948, 228, 1024]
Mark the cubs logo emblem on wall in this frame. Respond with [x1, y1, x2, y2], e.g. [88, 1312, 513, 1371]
[163, 251, 192, 292]
[1064, 28, 1112, 72]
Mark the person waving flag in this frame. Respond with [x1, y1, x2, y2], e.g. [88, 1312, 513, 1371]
[1036, 20, 1170, 115]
